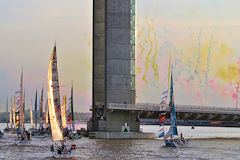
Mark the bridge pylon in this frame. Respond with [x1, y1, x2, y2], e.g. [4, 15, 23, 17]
[87, 0, 154, 139]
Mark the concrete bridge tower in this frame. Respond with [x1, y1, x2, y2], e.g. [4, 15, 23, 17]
[88, 0, 154, 138]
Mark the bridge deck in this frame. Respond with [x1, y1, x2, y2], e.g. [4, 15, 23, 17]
[107, 103, 240, 115]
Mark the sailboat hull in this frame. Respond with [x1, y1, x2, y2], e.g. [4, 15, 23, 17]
[164, 139, 189, 147]
[52, 150, 75, 158]
[68, 133, 82, 140]
[16, 139, 31, 145]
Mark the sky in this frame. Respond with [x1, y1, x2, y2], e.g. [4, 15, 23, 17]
[1, 0, 240, 112]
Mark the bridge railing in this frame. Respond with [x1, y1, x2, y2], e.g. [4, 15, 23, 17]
[107, 103, 240, 112]
[107, 103, 166, 111]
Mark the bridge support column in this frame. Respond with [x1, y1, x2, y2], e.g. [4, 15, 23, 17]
[88, 0, 154, 139]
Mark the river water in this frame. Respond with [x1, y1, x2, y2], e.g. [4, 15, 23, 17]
[0, 123, 240, 160]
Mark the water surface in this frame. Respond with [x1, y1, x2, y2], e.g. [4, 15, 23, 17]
[1, 123, 240, 160]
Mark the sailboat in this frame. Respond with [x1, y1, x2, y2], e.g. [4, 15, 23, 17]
[163, 57, 189, 147]
[9, 97, 13, 129]
[15, 68, 31, 145]
[31, 90, 39, 136]
[40, 88, 44, 133]
[48, 43, 76, 158]
[67, 84, 82, 140]
[35, 89, 38, 130]
[10, 95, 17, 134]
[4, 97, 10, 132]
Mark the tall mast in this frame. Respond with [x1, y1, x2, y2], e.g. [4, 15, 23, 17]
[13, 95, 16, 129]
[6, 97, 8, 127]
[20, 67, 23, 131]
[40, 88, 44, 130]
[30, 100, 33, 128]
[23, 91, 25, 129]
[9, 97, 12, 128]
[169, 66, 178, 136]
[71, 82, 75, 131]
[45, 99, 49, 128]
[34, 89, 38, 129]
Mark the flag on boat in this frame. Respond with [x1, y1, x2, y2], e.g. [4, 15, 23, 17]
[161, 95, 167, 100]
[159, 126, 165, 138]
[67, 96, 72, 128]
[159, 127, 164, 132]
[15, 91, 20, 94]
[159, 115, 165, 122]
[159, 131, 165, 138]
[162, 90, 168, 95]
[160, 100, 166, 104]
[160, 112, 166, 116]
[161, 105, 167, 110]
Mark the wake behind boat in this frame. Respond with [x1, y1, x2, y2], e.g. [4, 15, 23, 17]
[48, 43, 76, 158]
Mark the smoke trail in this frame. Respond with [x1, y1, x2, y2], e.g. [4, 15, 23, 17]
[142, 19, 154, 85]
[205, 28, 215, 86]
[194, 27, 202, 84]
[137, 27, 147, 75]
[151, 32, 159, 81]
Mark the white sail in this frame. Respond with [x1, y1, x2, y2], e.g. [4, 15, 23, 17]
[48, 44, 63, 141]
[61, 96, 67, 128]
[30, 101, 33, 128]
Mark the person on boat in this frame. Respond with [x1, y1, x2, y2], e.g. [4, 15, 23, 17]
[57, 147, 62, 154]
[63, 128, 69, 137]
[180, 133, 185, 144]
[50, 145, 54, 152]
[61, 141, 68, 153]
[17, 127, 22, 138]
[25, 131, 30, 140]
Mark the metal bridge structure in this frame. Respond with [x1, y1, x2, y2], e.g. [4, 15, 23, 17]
[107, 103, 240, 122]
